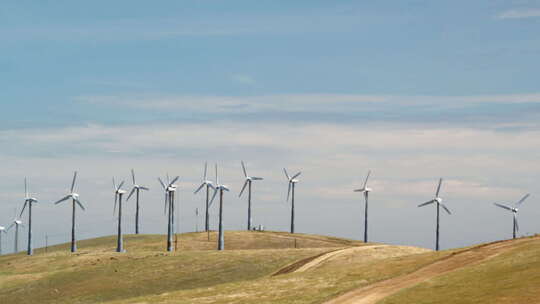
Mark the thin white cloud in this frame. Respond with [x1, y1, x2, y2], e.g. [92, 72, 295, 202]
[497, 8, 540, 19]
[230, 74, 256, 85]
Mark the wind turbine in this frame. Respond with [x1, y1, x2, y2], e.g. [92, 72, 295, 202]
[239, 161, 263, 231]
[354, 170, 372, 243]
[158, 174, 179, 251]
[126, 169, 149, 234]
[418, 178, 451, 251]
[0, 226, 6, 255]
[54, 171, 86, 252]
[113, 178, 127, 253]
[284, 168, 301, 234]
[210, 164, 229, 250]
[194, 162, 214, 232]
[19, 178, 38, 255]
[7, 218, 24, 253]
[494, 194, 530, 239]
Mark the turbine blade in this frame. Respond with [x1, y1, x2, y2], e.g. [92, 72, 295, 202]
[113, 194, 118, 216]
[239, 180, 249, 197]
[441, 203, 452, 215]
[71, 171, 78, 193]
[222, 186, 230, 192]
[127, 187, 136, 201]
[75, 199, 86, 211]
[139, 186, 149, 191]
[131, 169, 136, 185]
[363, 170, 371, 188]
[24, 178, 28, 198]
[418, 200, 435, 208]
[516, 193, 530, 207]
[54, 195, 71, 205]
[241, 161, 247, 177]
[494, 203, 513, 211]
[435, 178, 443, 197]
[170, 176, 179, 186]
[19, 202, 27, 218]
[208, 183, 216, 190]
[203, 162, 208, 181]
[287, 182, 291, 202]
[251, 177, 264, 180]
[292, 172, 302, 180]
[118, 181, 125, 190]
[283, 168, 290, 180]
[7, 223, 14, 231]
[158, 178, 166, 190]
[113, 177, 117, 190]
[164, 193, 168, 215]
[209, 188, 218, 207]
[354, 188, 366, 193]
[215, 164, 219, 185]
[194, 183, 205, 194]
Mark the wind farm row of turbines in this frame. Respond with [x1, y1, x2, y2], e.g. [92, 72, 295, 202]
[0, 162, 533, 256]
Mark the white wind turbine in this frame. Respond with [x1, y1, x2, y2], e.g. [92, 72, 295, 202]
[239, 161, 263, 231]
[0, 226, 6, 255]
[210, 164, 229, 250]
[19, 178, 38, 255]
[284, 168, 301, 234]
[113, 178, 127, 253]
[194, 162, 215, 232]
[126, 169, 149, 234]
[354, 170, 372, 243]
[54, 171, 86, 252]
[494, 194, 530, 239]
[7, 217, 24, 253]
[418, 178, 451, 251]
[159, 174, 179, 251]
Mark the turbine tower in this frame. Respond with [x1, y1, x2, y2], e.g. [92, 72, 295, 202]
[194, 162, 214, 232]
[210, 164, 229, 250]
[418, 178, 451, 251]
[19, 178, 38, 255]
[126, 169, 149, 234]
[0, 226, 6, 255]
[494, 193, 530, 239]
[239, 161, 263, 231]
[7, 218, 24, 253]
[354, 170, 372, 243]
[54, 171, 86, 252]
[159, 175, 179, 251]
[113, 178, 126, 253]
[284, 168, 301, 234]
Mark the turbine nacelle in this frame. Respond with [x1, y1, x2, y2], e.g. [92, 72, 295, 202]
[435, 197, 442, 204]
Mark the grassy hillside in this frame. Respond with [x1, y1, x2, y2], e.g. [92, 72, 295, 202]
[0, 231, 538, 304]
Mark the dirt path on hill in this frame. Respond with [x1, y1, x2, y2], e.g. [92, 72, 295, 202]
[275, 245, 427, 275]
[324, 238, 532, 304]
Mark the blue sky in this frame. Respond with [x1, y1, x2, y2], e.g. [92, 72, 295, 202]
[1, 1, 540, 253]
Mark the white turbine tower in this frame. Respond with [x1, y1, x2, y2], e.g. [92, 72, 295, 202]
[0, 226, 6, 255]
[354, 170, 372, 243]
[159, 175, 179, 251]
[210, 164, 229, 250]
[194, 162, 214, 232]
[54, 171, 86, 252]
[494, 193, 530, 239]
[126, 169, 149, 234]
[19, 178, 38, 255]
[7, 218, 24, 253]
[418, 178, 451, 251]
[239, 161, 263, 231]
[113, 178, 126, 253]
[284, 168, 301, 234]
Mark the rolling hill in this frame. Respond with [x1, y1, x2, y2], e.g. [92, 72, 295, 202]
[0, 231, 538, 303]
